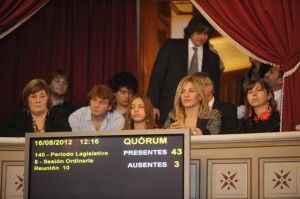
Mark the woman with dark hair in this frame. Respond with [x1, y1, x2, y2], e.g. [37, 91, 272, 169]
[239, 79, 280, 133]
[123, 94, 156, 130]
[1, 79, 71, 137]
[240, 57, 272, 104]
[237, 58, 272, 119]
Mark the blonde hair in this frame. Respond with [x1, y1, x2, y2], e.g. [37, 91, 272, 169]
[173, 75, 210, 121]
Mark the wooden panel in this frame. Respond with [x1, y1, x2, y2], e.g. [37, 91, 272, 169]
[139, 1, 248, 107]
[220, 68, 247, 105]
[191, 132, 300, 199]
[139, 0, 171, 94]
[1, 133, 299, 199]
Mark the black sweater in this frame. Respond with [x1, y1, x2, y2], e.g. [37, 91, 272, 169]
[1, 109, 71, 137]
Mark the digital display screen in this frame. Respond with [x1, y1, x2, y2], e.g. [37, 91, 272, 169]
[24, 130, 190, 199]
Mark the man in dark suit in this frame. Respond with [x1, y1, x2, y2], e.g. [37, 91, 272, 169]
[147, 15, 221, 122]
[194, 72, 238, 134]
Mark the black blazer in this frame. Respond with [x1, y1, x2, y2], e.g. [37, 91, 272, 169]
[212, 100, 239, 134]
[163, 109, 221, 135]
[53, 100, 76, 116]
[147, 39, 220, 122]
[1, 109, 71, 137]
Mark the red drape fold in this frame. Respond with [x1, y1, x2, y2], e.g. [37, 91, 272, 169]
[0, 0, 49, 39]
[0, 0, 137, 123]
[193, 0, 300, 131]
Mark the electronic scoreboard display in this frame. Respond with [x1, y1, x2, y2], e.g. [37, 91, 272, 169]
[24, 129, 190, 199]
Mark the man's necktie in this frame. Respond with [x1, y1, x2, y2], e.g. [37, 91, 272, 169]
[188, 47, 198, 75]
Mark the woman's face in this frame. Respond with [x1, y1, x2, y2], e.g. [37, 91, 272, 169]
[28, 90, 49, 114]
[89, 96, 111, 117]
[130, 97, 146, 123]
[247, 82, 270, 108]
[180, 82, 201, 108]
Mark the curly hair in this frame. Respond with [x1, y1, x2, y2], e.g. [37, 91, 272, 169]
[87, 85, 116, 112]
[109, 71, 138, 93]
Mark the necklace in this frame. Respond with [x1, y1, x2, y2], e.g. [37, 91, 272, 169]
[32, 116, 47, 133]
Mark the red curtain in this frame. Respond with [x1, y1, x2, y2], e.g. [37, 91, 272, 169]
[193, 0, 300, 131]
[0, 0, 137, 123]
[0, 0, 49, 38]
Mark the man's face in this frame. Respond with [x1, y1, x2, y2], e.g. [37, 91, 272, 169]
[264, 67, 282, 89]
[196, 77, 213, 100]
[89, 97, 111, 117]
[114, 87, 134, 107]
[49, 76, 68, 97]
[190, 30, 209, 47]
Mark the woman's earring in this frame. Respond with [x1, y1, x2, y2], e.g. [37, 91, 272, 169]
[267, 103, 272, 113]
[248, 106, 252, 118]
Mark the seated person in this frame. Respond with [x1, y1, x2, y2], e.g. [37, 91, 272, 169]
[1, 79, 71, 137]
[193, 72, 238, 134]
[163, 76, 221, 135]
[240, 57, 272, 104]
[238, 65, 283, 119]
[147, 15, 221, 123]
[264, 66, 283, 109]
[123, 94, 156, 130]
[109, 71, 138, 116]
[239, 79, 280, 133]
[68, 85, 125, 132]
[47, 68, 76, 115]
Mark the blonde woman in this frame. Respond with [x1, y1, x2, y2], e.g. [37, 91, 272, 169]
[163, 76, 221, 135]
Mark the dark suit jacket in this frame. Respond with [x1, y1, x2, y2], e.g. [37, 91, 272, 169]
[212, 100, 238, 134]
[147, 39, 220, 122]
[53, 100, 76, 116]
